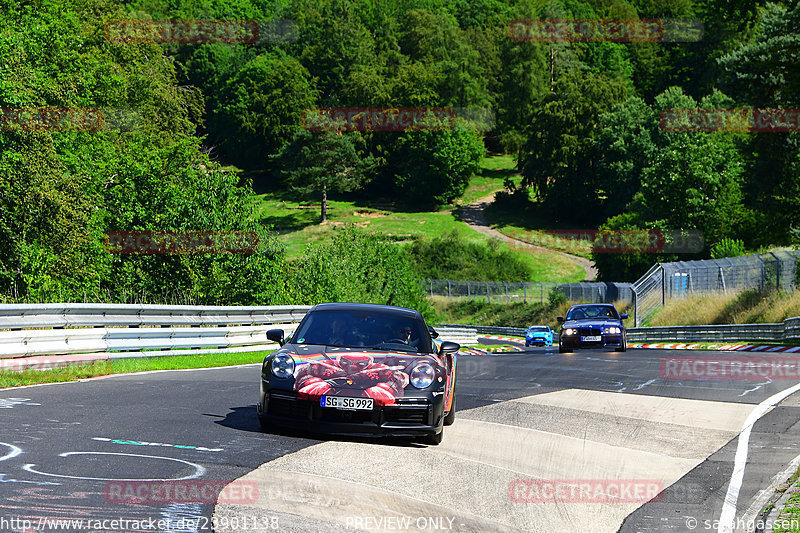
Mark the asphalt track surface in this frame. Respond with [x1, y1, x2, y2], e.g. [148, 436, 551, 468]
[2, 341, 800, 532]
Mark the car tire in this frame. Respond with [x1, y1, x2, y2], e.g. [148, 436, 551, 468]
[619, 339, 627, 352]
[424, 430, 443, 445]
[559, 343, 572, 353]
[257, 414, 269, 430]
[444, 388, 456, 426]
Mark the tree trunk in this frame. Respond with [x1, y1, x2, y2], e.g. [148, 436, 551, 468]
[321, 185, 327, 223]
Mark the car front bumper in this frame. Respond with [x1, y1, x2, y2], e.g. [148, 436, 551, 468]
[560, 335, 624, 349]
[257, 386, 445, 438]
[526, 337, 552, 345]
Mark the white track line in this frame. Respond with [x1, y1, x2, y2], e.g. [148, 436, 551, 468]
[718, 381, 800, 533]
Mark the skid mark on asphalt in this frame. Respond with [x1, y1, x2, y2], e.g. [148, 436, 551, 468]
[215, 390, 760, 532]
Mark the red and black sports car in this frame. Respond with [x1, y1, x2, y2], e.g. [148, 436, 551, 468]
[257, 303, 459, 445]
[557, 303, 628, 353]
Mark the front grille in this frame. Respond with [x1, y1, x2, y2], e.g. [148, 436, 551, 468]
[579, 327, 602, 336]
[267, 394, 311, 419]
[384, 406, 430, 425]
[268, 393, 432, 427]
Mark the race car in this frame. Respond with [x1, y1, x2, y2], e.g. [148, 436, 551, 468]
[557, 303, 628, 353]
[257, 303, 459, 445]
[525, 325, 554, 346]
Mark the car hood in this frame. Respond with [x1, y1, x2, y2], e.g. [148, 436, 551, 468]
[281, 344, 437, 364]
[562, 319, 623, 329]
[527, 331, 551, 336]
[272, 345, 445, 405]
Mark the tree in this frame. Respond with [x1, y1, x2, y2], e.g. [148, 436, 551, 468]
[289, 226, 432, 319]
[274, 130, 375, 222]
[519, 72, 628, 221]
[718, 0, 800, 244]
[214, 51, 317, 168]
[389, 124, 485, 208]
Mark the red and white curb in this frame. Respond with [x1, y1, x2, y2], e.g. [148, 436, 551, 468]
[630, 343, 800, 353]
[478, 334, 526, 343]
[459, 346, 524, 355]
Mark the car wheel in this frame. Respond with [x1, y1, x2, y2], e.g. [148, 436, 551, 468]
[559, 343, 572, 353]
[619, 338, 627, 352]
[423, 430, 443, 445]
[258, 414, 269, 430]
[444, 388, 456, 426]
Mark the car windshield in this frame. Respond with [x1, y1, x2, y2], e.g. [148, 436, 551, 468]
[291, 309, 431, 353]
[528, 327, 549, 332]
[566, 305, 620, 320]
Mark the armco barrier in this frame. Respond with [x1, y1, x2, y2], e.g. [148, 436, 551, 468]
[0, 303, 312, 359]
[626, 316, 800, 344]
[0, 304, 479, 361]
[437, 324, 526, 337]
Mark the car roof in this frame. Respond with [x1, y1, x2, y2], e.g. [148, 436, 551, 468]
[309, 302, 424, 320]
[568, 303, 616, 309]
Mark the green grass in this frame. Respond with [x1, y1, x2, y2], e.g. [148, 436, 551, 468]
[456, 153, 520, 206]
[646, 290, 800, 327]
[0, 351, 272, 389]
[252, 154, 584, 282]
[773, 467, 800, 532]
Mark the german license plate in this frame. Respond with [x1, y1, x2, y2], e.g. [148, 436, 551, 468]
[582, 335, 602, 342]
[321, 396, 374, 411]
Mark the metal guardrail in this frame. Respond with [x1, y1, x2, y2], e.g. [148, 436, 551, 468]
[0, 304, 312, 359]
[0, 304, 479, 360]
[627, 316, 800, 344]
[0, 303, 312, 329]
[438, 324, 526, 337]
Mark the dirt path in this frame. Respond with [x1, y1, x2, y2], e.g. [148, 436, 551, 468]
[458, 192, 599, 281]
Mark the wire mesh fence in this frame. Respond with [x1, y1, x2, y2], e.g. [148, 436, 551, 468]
[425, 279, 633, 304]
[632, 250, 800, 326]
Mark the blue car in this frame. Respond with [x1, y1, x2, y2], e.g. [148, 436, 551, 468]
[525, 325, 554, 347]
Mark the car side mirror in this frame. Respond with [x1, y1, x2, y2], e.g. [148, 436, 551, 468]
[428, 326, 439, 339]
[557, 317, 564, 323]
[620, 314, 628, 320]
[439, 341, 459, 355]
[267, 329, 285, 346]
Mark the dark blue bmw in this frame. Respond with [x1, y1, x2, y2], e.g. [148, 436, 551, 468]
[557, 304, 628, 353]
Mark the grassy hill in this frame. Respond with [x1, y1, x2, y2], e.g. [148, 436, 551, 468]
[252, 155, 585, 283]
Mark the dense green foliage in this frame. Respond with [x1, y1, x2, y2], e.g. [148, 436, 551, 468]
[2, 0, 799, 304]
[410, 230, 531, 281]
[289, 227, 432, 317]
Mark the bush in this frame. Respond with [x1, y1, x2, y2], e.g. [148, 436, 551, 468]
[548, 287, 567, 307]
[410, 230, 531, 281]
[389, 125, 485, 208]
[710, 238, 747, 259]
[289, 227, 431, 319]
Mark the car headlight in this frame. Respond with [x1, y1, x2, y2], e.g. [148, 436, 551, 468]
[603, 327, 621, 334]
[564, 328, 576, 336]
[410, 362, 435, 389]
[270, 353, 295, 379]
